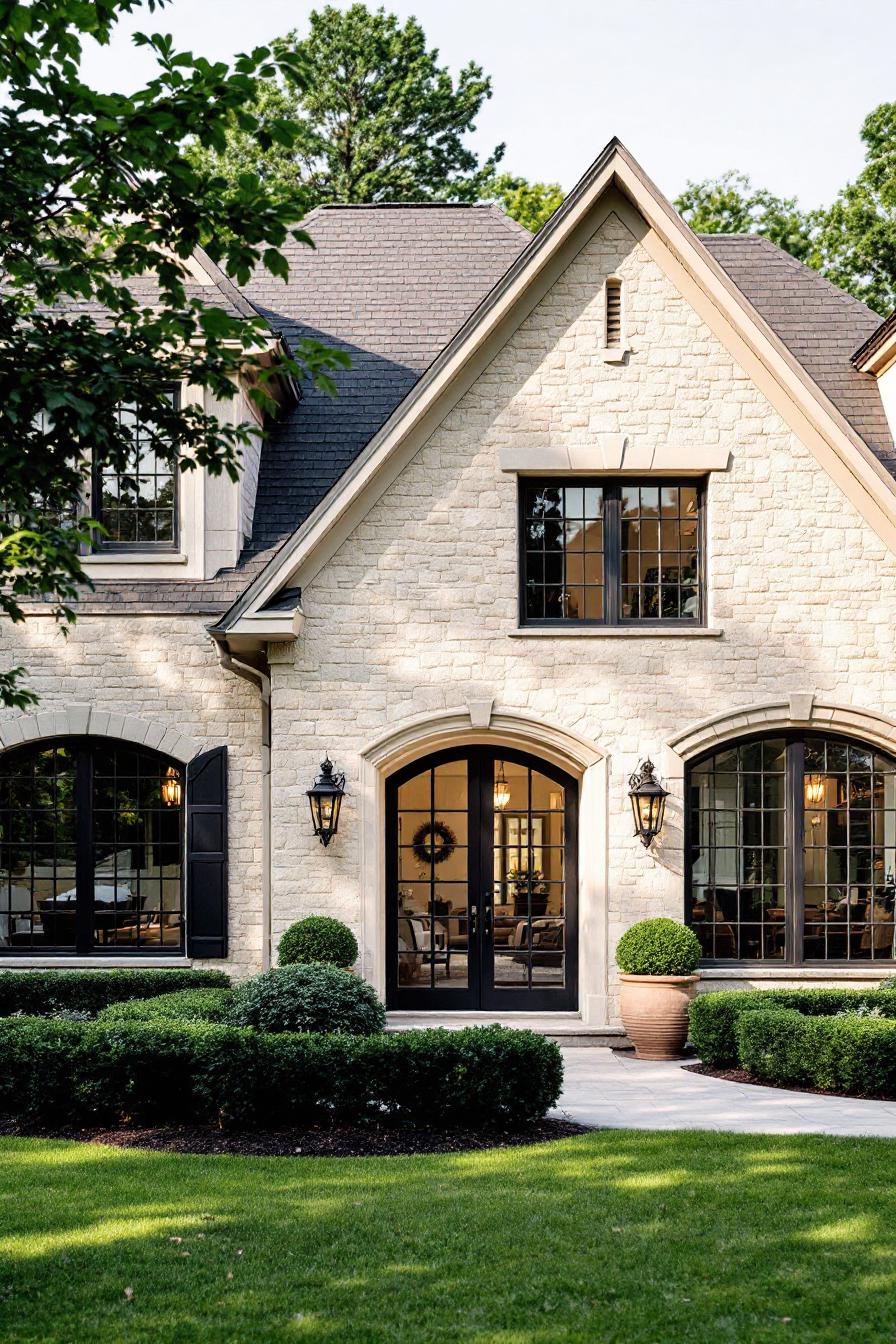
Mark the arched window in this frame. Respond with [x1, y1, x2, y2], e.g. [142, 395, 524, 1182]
[687, 733, 896, 963]
[0, 738, 185, 954]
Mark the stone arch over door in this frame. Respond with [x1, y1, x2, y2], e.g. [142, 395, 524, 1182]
[0, 706, 202, 765]
[358, 704, 611, 1025]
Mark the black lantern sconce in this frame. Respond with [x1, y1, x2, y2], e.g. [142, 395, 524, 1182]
[307, 757, 346, 847]
[628, 759, 669, 848]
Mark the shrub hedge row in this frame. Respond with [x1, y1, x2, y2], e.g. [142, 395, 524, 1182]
[0, 969, 230, 1018]
[688, 988, 896, 1066]
[98, 988, 234, 1025]
[735, 1008, 896, 1097]
[0, 1019, 563, 1128]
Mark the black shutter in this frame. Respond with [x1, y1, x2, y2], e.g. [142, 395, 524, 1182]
[186, 746, 228, 959]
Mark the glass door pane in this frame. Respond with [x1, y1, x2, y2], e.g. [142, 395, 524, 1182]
[394, 758, 469, 992]
[492, 760, 567, 993]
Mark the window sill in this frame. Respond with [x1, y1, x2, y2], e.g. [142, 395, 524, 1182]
[0, 956, 192, 969]
[699, 966, 896, 980]
[85, 552, 188, 566]
[509, 626, 723, 638]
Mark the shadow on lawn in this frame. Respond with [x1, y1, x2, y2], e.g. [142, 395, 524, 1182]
[1, 1131, 895, 1343]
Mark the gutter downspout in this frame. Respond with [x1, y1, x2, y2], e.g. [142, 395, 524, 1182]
[212, 636, 273, 970]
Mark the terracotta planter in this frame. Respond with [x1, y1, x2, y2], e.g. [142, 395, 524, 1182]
[619, 974, 700, 1060]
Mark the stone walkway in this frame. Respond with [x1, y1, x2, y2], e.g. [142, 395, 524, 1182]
[554, 1048, 896, 1137]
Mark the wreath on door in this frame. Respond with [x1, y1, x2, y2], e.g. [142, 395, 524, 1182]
[411, 819, 457, 867]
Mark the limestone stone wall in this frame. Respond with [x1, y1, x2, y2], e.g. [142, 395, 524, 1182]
[0, 615, 263, 973]
[268, 207, 896, 1022]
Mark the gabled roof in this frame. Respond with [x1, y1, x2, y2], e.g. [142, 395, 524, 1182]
[702, 235, 894, 472]
[216, 138, 896, 635]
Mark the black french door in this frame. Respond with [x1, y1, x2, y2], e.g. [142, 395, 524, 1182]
[385, 747, 578, 1011]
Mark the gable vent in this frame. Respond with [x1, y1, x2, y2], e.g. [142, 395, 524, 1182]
[605, 278, 622, 347]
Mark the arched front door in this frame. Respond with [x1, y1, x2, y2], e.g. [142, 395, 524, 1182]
[386, 747, 578, 1010]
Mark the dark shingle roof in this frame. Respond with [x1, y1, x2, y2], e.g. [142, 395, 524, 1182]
[63, 203, 529, 615]
[701, 234, 895, 472]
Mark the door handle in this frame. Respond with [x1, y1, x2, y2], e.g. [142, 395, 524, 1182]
[482, 892, 493, 938]
[470, 905, 478, 936]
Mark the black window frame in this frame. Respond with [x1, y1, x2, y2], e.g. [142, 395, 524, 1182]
[685, 730, 896, 967]
[518, 476, 706, 629]
[0, 736, 186, 958]
[90, 387, 180, 554]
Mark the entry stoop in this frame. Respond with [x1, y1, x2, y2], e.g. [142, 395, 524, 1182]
[386, 1011, 627, 1048]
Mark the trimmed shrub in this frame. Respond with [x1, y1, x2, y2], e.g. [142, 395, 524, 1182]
[689, 987, 896, 1066]
[278, 916, 358, 969]
[615, 918, 701, 976]
[735, 1008, 896, 1097]
[0, 1019, 562, 1129]
[0, 969, 229, 1018]
[97, 988, 234, 1026]
[228, 964, 385, 1036]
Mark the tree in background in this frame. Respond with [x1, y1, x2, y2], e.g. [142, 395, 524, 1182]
[812, 102, 896, 316]
[189, 4, 504, 206]
[487, 174, 565, 234]
[0, 0, 348, 708]
[676, 103, 896, 316]
[675, 171, 817, 263]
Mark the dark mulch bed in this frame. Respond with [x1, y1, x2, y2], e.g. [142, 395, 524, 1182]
[0, 1117, 589, 1157]
[685, 1062, 894, 1102]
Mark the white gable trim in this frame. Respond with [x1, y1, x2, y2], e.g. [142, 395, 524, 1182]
[218, 139, 896, 633]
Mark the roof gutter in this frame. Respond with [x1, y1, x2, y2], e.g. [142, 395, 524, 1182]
[211, 634, 274, 970]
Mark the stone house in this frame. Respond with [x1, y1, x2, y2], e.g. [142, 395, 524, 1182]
[3, 139, 896, 1029]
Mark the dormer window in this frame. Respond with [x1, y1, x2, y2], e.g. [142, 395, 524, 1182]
[92, 394, 178, 551]
[605, 277, 623, 348]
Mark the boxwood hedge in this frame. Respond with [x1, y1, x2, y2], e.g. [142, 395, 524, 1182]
[0, 1019, 563, 1129]
[735, 1008, 896, 1097]
[97, 988, 234, 1025]
[0, 969, 230, 1018]
[688, 988, 896, 1066]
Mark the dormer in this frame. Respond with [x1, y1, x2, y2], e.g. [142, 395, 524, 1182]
[853, 312, 896, 447]
[80, 250, 299, 583]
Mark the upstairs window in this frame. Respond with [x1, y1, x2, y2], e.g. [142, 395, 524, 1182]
[520, 479, 704, 626]
[92, 395, 178, 550]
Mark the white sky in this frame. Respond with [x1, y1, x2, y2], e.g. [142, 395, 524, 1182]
[80, 0, 896, 209]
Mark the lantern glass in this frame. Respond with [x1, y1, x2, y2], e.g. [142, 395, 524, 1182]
[307, 758, 346, 846]
[161, 766, 182, 808]
[627, 759, 669, 847]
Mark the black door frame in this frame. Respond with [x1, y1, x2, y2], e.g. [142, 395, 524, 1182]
[385, 745, 579, 1011]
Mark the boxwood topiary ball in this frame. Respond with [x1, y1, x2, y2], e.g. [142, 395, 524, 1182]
[228, 963, 385, 1035]
[615, 918, 701, 976]
[277, 916, 358, 969]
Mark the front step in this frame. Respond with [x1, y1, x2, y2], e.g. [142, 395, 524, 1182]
[386, 1011, 627, 1049]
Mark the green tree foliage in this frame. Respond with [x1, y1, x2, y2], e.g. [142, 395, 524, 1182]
[812, 102, 896, 316]
[675, 170, 817, 263]
[0, 0, 349, 708]
[486, 173, 564, 233]
[188, 4, 503, 207]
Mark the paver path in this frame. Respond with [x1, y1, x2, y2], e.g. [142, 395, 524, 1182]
[555, 1048, 896, 1137]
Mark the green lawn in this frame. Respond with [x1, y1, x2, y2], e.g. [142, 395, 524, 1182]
[1, 1130, 895, 1343]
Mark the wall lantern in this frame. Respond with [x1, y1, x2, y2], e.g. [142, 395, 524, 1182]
[494, 761, 512, 812]
[805, 775, 826, 808]
[628, 759, 669, 848]
[307, 757, 346, 847]
[161, 766, 182, 808]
